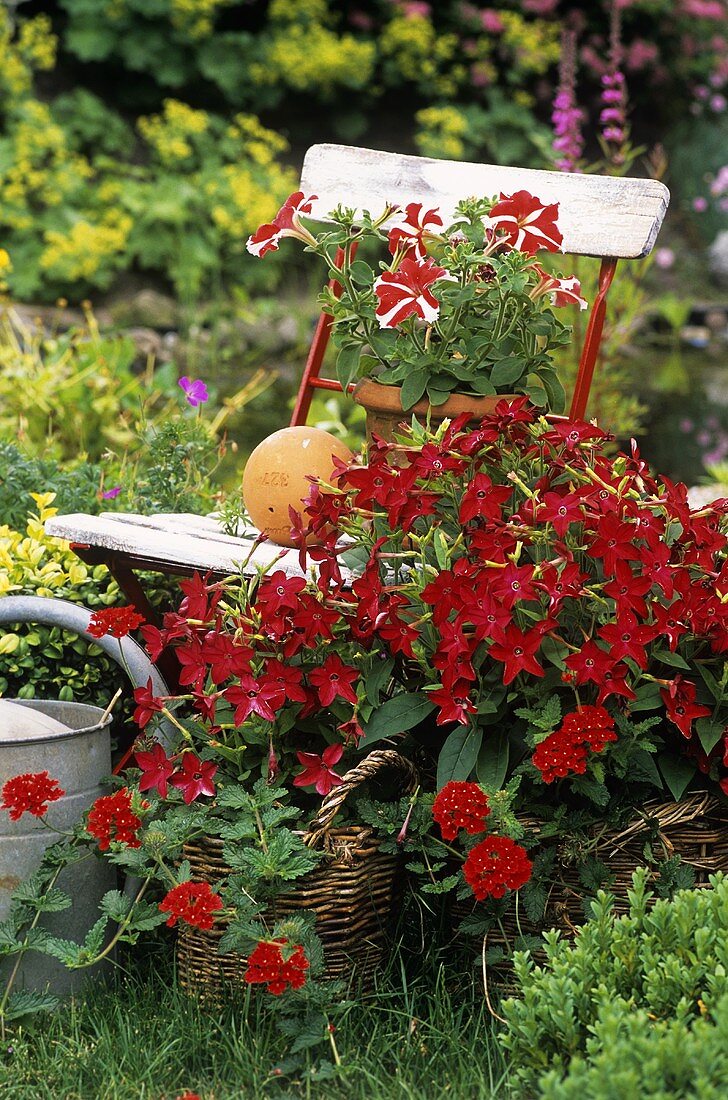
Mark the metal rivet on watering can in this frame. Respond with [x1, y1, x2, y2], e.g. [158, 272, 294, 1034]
[0, 699, 116, 999]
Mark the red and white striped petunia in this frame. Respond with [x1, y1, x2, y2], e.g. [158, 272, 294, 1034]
[530, 264, 588, 310]
[486, 191, 563, 255]
[387, 202, 444, 260]
[246, 191, 317, 257]
[374, 256, 449, 328]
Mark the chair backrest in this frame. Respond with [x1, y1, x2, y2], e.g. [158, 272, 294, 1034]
[300, 143, 669, 259]
[291, 143, 671, 426]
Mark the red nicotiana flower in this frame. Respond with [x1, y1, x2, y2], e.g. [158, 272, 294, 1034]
[135, 742, 176, 799]
[86, 788, 145, 850]
[255, 571, 307, 615]
[535, 490, 585, 537]
[178, 572, 222, 623]
[387, 201, 444, 260]
[158, 880, 223, 930]
[660, 676, 711, 739]
[374, 256, 449, 328]
[224, 675, 281, 724]
[486, 191, 563, 255]
[458, 473, 513, 524]
[1, 771, 65, 821]
[244, 939, 309, 995]
[463, 835, 533, 900]
[169, 753, 218, 804]
[488, 623, 546, 685]
[246, 191, 317, 257]
[87, 606, 145, 639]
[201, 632, 252, 685]
[293, 743, 345, 795]
[429, 679, 478, 727]
[133, 677, 165, 728]
[432, 781, 490, 841]
[308, 654, 359, 706]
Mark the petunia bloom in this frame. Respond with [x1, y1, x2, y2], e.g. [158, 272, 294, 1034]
[374, 256, 449, 328]
[1, 772, 65, 821]
[486, 190, 563, 255]
[387, 202, 444, 260]
[246, 191, 317, 257]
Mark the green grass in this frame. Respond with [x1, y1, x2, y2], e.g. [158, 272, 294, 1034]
[0, 941, 511, 1100]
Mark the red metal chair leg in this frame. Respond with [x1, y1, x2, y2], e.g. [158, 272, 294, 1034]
[291, 245, 353, 426]
[569, 256, 619, 421]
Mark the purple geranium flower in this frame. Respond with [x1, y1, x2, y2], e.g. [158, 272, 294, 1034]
[102, 486, 122, 500]
[178, 376, 209, 407]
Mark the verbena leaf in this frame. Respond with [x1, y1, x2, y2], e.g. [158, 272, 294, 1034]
[437, 725, 483, 787]
[360, 693, 435, 747]
[3, 988, 59, 1022]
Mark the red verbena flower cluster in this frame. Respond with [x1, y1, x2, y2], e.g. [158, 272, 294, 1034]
[87, 606, 145, 639]
[463, 836, 534, 901]
[158, 880, 223, 930]
[532, 706, 618, 783]
[430, 780, 532, 900]
[244, 939, 310, 995]
[0, 771, 65, 821]
[86, 788, 146, 851]
[432, 781, 491, 841]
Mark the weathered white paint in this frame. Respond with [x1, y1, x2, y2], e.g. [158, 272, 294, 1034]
[300, 144, 669, 259]
[45, 513, 308, 578]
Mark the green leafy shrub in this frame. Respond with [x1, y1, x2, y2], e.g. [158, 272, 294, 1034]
[0, 492, 122, 705]
[0, 442, 101, 530]
[534, 997, 728, 1100]
[501, 869, 728, 1097]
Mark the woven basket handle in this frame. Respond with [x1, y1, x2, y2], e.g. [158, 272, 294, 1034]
[303, 749, 419, 848]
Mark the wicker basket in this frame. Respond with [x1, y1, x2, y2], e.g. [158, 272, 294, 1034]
[177, 749, 418, 1002]
[455, 792, 728, 956]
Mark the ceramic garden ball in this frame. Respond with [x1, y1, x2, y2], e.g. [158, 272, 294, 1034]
[242, 426, 354, 547]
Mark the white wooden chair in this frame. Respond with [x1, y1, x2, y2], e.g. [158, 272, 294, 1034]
[44, 144, 669, 645]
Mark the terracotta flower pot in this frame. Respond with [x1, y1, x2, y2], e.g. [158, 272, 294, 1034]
[353, 379, 518, 444]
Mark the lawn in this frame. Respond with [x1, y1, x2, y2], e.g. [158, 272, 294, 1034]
[0, 939, 510, 1100]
